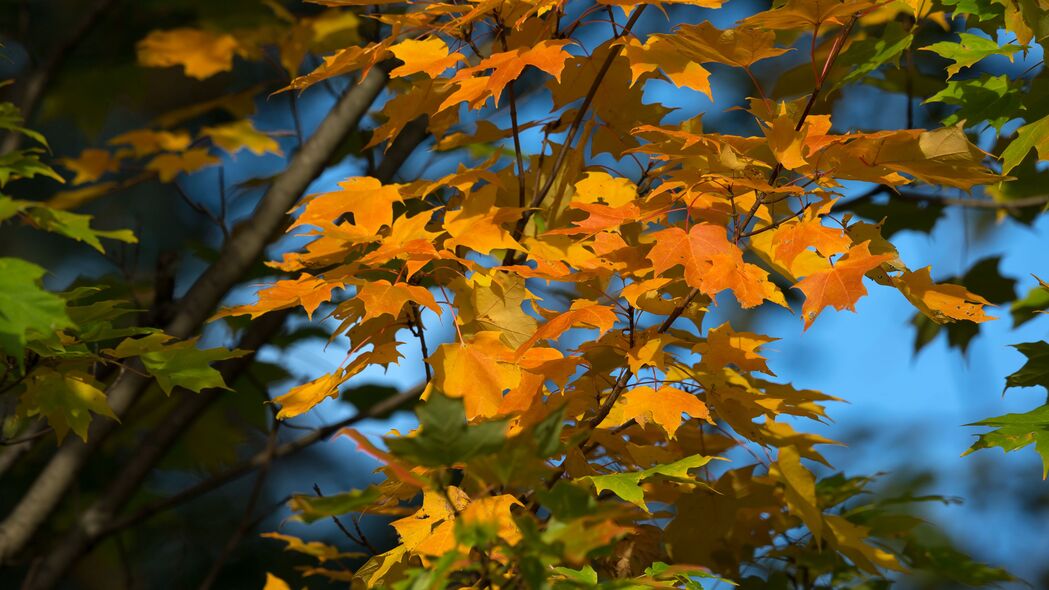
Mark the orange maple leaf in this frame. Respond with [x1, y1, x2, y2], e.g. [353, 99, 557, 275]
[794, 242, 893, 328]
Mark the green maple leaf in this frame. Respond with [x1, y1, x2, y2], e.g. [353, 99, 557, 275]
[0, 258, 74, 362]
[1005, 341, 1049, 392]
[289, 486, 382, 523]
[924, 74, 1023, 133]
[24, 207, 136, 253]
[965, 403, 1049, 478]
[107, 333, 249, 394]
[384, 391, 507, 467]
[577, 454, 718, 511]
[18, 368, 118, 442]
[920, 32, 1022, 78]
[832, 22, 912, 92]
[1000, 113, 1049, 175]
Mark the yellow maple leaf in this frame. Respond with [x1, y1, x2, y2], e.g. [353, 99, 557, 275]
[137, 28, 239, 79]
[599, 385, 713, 439]
[203, 120, 283, 156]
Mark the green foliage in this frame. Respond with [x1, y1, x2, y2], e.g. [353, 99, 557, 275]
[925, 74, 1023, 132]
[385, 392, 508, 467]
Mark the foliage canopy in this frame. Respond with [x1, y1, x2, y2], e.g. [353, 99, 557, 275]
[2, 0, 1049, 588]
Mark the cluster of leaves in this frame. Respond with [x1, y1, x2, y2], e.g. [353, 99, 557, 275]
[176, 0, 1044, 587]
[5, 0, 1049, 588]
[0, 103, 247, 443]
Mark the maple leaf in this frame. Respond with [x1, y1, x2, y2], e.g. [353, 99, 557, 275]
[825, 514, 903, 573]
[515, 302, 618, 356]
[965, 403, 1049, 478]
[443, 188, 523, 255]
[1000, 114, 1049, 175]
[598, 385, 713, 439]
[429, 332, 521, 419]
[577, 454, 717, 511]
[573, 171, 638, 207]
[893, 267, 994, 324]
[770, 208, 851, 268]
[137, 28, 240, 79]
[108, 129, 192, 157]
[921, 32, 1022, 79]
[202, 120, 283, 156]
[741, 0, 879, 30]
[621, 37, 713, 98]
[389, 38, 465, 78]
[451, 272, 537, 348]
[771, 445, 823, 543]
[17, 368, 118, 442]
[58, 149, 122, 185]
[0, 258, 74, 361]
[354, 280, 441, 321]
[273, 372, 346, 420]
[656, 22, 792, 70]
[442, 40, 573, 110]
[262, 532, 347, 562]
[107, 333, 250, 395]
[647, 224, 786, 309]
[1004, 341, 1049, 392]
[794, 242, 893, 328]
[220, 274, 338, 320]
[292, 176, 404, 234]
[695, 322, 777, 375]
[290, 487, 382, 524]
[458, 495, 523, 546]
[146, 148, 220, 182]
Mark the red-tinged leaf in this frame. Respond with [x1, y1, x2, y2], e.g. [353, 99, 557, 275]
[794, 242, 893, 328]
[515, 302, 618, 356]
[545, 202, 642, 235]
[770, 216, 851, 269]
[442, 40, 573, 110]
[648, 224, 786, 308]
[340, 428, 426, 488]
[219, 274, 339, 320]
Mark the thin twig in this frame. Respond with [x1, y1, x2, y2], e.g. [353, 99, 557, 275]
[502, 6, 648, 266]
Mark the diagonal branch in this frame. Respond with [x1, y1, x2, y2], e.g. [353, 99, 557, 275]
[1, 0, 118, 154]
[0, 68, 391, 564]
[102, 384, 424, 542]
[12, 105, 431, 587]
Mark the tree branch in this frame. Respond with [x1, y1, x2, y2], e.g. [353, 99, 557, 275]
[102, 384, 424, 542]
[1, 0, 118, 154]
[832, 184, 1049, 212]
[0, 68, 391, 564]
[13, 96, 433, 586]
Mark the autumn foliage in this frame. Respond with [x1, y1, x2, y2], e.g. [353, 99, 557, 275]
[2, 0, 1049, 588]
